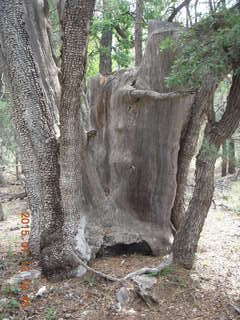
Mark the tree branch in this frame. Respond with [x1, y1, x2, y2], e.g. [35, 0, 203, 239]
[119, 85, 195, 103]
[168, 0, 193, 22]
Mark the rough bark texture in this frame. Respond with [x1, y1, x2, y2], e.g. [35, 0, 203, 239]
[221, 140, 227, 177]
[171, 79, 217, 230]
[0, 0, 61, 256]
[79, 21, 195, 260]
[173, 71, 240, 269]
[40, 0, 96, 276]
[0, 203, 4, 221]
[171, 78, 216, 230]
[228, 138, 236, 174]
[135, 0, 143, 66]
[99, 0, 112, 75]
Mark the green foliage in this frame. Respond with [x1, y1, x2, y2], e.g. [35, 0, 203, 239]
[2, 285, 20, 296]
[159, 36, 176, 52]
[158, 265, 175, 277]
[88, 0, 170, 76]
[166, 9, 240, 88]
[147, 265, 175, 277]
[45, 307, 57, 320]
[6, 299, 20, 310]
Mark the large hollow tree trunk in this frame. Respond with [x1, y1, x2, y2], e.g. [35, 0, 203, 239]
[82, 21, 195, 258]
[171, 79, 217, 230]
[0, 0, 61, 257]
[173, 71, 240, 269]
[135, 0, 143, 66]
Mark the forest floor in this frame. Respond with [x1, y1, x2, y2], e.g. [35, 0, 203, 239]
[0, 173, 240, 320]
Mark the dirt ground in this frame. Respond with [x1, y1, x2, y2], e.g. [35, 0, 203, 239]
[0, 175, 239, 320]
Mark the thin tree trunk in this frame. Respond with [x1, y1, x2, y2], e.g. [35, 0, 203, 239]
[99, 0, 112, 75]
[228, 138, 236, 174]
[173, 71, 240, 269]
[221, 140, 228, 177]
[0, 203, 4, 221]
[135, 0, 143, 66]
[171, 80, 217, 230]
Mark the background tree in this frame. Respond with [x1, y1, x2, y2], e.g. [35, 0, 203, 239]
[99, 0, 113, 74]
[135, 0, 143, 66]
[0, 203, 3, 221]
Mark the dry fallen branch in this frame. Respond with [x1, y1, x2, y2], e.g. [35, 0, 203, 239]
[72, 248, 173, 283]
[0, 191, 27, 203]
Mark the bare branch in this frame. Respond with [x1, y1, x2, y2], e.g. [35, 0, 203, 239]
[119, 85, 195, 103]
[167, 0, 192, 22]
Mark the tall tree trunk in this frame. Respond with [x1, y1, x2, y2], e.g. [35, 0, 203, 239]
[40, 0, 96, 277]
[0, 203, 4, 221]
[221, 140, 228, 177]
[135, 0, 143, 66]
[171, 79, 217, 230]
[99, 0, 112, 75]
[173, 71, 240, 269]
[0, 71, 4, 99]
[0, 0, 61, 257]
[228, 138, 236, 174]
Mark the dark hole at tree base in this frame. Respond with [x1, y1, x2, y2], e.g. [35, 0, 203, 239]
[96, 241, 153, 257]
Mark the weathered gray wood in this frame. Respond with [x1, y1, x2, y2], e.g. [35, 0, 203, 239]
[82, 21, 195, 258]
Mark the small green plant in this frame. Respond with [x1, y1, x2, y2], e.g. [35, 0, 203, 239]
[159, 265, 175, 277]
[2, 285, 20, 296]
[147, 265, 175, 277]
[45, 307, 57, 320]
[6, 247, 14, 258]
[7, 298, 20, 310]
[0, 313, 7, 320]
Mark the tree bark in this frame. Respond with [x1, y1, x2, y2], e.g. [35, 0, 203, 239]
[40, 0, 96, 277]
[221, 140, 227, 177]
[0, 0, 61, 257]
[0, 203, 4, 221]
[99, 0, 112, 75]
[135, 0, 143, 66]
[228, 138, 236, 174]
[173, 71, 240, 269]
[171, 79, 217, 230]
